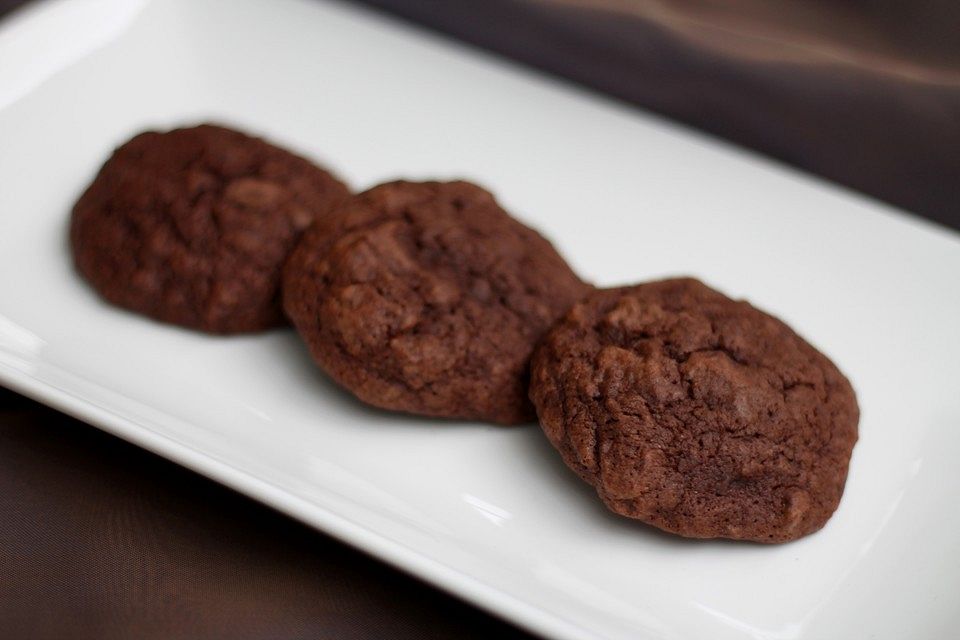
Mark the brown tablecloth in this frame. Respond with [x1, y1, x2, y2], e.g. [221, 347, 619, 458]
[1, 1, 957, 639]
[359, 0, 960, 230]
[0, 387, 535, 640]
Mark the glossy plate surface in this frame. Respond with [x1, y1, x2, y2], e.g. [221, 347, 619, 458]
[1, 1, 958, 638]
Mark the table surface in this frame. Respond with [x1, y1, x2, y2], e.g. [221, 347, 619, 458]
[1, 1, 957, 638]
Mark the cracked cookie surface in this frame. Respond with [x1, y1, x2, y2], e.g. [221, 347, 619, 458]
[282, 180, 591, 424]
[529, 278, 858, 542]
[70, 124, 349, 333]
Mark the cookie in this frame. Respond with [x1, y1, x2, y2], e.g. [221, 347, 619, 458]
[529, 278, 858, 542]
[70, 124, 349, 333]
[283, 180, 591, 424]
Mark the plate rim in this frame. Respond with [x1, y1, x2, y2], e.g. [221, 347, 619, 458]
[0, 359, 602, 640]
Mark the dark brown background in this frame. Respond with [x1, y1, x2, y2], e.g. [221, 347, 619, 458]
[1, 1, 958, 638]
[356, 0, 960, 230]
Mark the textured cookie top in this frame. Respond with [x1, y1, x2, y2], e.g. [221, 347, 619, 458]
[529, 278, 858, 542]
[283, 180, 591, 424]
[70, 124, 349, 333]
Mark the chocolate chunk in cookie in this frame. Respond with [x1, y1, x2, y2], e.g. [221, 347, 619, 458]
[283, 180, 591, 424]
[529, 278, 858, 542]
[70, 124, 349, 333]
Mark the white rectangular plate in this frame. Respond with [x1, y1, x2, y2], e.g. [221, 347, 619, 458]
[2, 1, 959, 638]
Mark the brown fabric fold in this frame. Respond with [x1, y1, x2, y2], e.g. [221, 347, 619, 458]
[354, 0, 960, 230]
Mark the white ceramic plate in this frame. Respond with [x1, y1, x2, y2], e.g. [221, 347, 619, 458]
[2, 1, 959, 638]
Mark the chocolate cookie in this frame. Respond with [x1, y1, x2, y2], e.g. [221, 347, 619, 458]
[529, 278, 858, 542]
[70, 124, 349, 333]
[283, 180, 591, 424]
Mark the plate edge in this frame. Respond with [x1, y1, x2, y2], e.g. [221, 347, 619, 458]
[0, 359, 616, 640]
